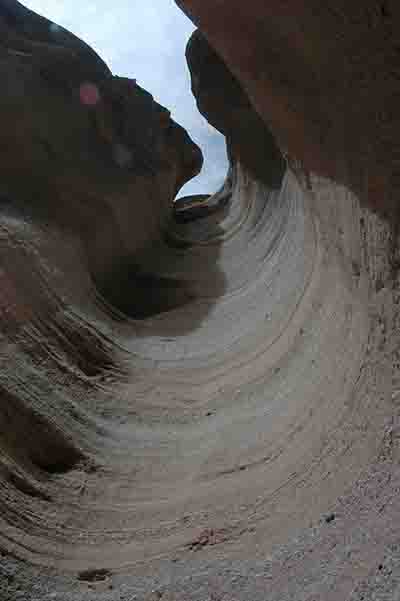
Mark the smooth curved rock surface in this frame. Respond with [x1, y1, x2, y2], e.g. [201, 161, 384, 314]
[0, 2, 399, 601]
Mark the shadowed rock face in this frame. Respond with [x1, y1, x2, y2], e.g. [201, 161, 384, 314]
[0, 2, 400, 601]
[0, 0, 203, 298]
[186, 29, 286, 189]
[177, 0, 400, 218]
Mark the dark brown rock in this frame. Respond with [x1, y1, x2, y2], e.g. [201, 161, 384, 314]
[177, 0, 400, 217]
[0, 0, 203, 288]
[186, 29, 285, 189]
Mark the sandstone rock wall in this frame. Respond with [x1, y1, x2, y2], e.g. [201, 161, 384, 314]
[0, 2, 399, 600]
[177, 0, 400, 218]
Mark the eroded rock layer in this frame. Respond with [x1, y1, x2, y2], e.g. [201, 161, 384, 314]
[0, 1, 399, 600]
[177, 0, 400, 218]
[186, 30, 286, 189]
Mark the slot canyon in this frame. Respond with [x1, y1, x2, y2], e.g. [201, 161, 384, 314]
[0, 1, 399, 599]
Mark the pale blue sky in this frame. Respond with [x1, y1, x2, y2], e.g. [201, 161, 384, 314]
[22, 0, 228, 196]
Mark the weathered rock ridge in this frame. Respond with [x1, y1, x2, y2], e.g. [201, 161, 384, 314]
[0, 0, 203, 314]
[177, 0, 400, 218]
[0, 1, 399, 601]
[186, 29, 286, 189]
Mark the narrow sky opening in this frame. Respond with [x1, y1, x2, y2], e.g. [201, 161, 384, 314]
[21, 0, 228, 197]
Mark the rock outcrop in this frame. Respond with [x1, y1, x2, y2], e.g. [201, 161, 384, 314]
[186, 29, 286, 189]
[177, 0, 400, 218]
[0, 1, 399, 601]
[0, 0, 203, 311]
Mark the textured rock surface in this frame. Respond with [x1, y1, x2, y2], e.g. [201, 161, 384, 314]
[177, 0, 400, 218]
[0, 0, 203, 309]
[186, 30, 286, 189]
[0, 1, 399, 601]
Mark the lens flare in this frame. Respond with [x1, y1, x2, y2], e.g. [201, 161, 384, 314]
[79, 82, 101, 107]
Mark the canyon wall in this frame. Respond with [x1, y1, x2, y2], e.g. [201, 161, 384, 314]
[0, 1, 399, 600]
[177, 0, 400, 218]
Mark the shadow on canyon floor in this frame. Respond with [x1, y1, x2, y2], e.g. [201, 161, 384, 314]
[94, 217, 228, 338]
